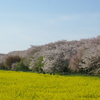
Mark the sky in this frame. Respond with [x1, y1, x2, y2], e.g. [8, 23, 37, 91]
[0, 0, 100, 53]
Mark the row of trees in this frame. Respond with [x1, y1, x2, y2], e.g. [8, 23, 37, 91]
[0, 55, 29, 71]
[0, 36, 100, 75]
[29, 36, 100, 75]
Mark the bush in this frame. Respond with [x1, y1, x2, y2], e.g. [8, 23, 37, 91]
[31, 56, 44, 73]
[11, 63, 18, 71]
[15, 59, 29, 71]
[4, 55, 21, 70]
[0, 62, 6, 70]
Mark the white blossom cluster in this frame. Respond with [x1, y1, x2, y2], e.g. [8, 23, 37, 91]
[0, 36, 100, 75]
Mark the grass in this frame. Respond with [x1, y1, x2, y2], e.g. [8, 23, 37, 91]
[0, 70, 100, 100]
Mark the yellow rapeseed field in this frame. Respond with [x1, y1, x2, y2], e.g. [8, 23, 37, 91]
[0, 70, 100, 100]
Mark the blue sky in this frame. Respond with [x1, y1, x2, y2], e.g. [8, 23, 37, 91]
[0, 0, 100, 53]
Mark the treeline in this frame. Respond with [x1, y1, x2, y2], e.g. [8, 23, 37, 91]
[0, 56, 29, 71]
[0, 36, 100, 75]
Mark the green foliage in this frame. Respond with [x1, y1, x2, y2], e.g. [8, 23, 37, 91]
[0, 62, 6, 70]
[15, 59, 29, 71]
[32, 56, 44, 73]
[4, 55, 21, 70]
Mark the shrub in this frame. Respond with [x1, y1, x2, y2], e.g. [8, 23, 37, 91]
[15, 59, 29, 71]
[11, 63, 18, 71]
[31, 56, 44, 73]
[0, 62, 6, 70]
[4, 55, 21, 70]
